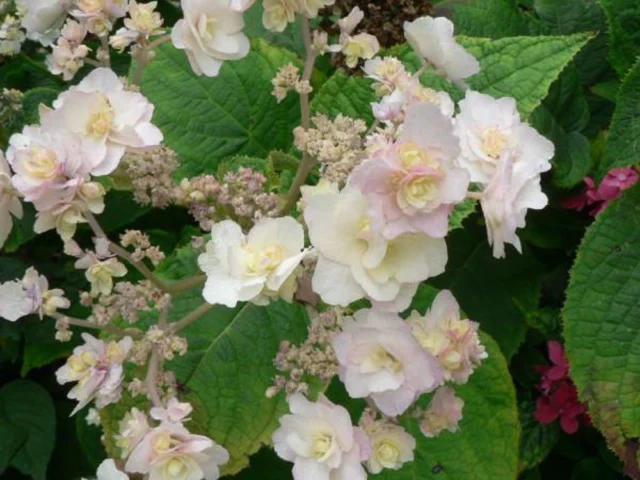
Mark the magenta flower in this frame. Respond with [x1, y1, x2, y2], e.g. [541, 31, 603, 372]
[533, 341, 589, 434]
[563, 167, 638, 216]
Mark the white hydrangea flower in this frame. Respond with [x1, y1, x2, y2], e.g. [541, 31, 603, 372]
[304, 186, 447, 310]
[341, 32, 380, 69]
[40, 67, 163, 174]
[262, 0, 298, 32]
[454, 90, 554, 184]
[298, 0, 334, 18]
[82, 459, 129, 480]
[230, 0, 256, 12]
[0, 15, 26, 55]
[408, 290, 487, 383]
[125, 421, 229, 480]
[86, 408, 101, 426]
[360, 419, 415, 474]
[115, 407, 150, 458]
[480, 150, 548, 258]
[56, 333, 133, 414]
[75, 253, 128, 297]
[333, 308, 443, 416]
[404, 16, 479, 85]
[418, 386, 464, 438]
[46, 39, 90, 80]
[96, 459, 129, 480]
[273, 394, 370, 480]
[124, 0, 163, 35]
[0, 267, 69, 321]
[150, 397, 193, 423]
[171, 0, 250, 77]
[0, 150, 23, 250]
[33, 201, 89, 241]
[198, 217, 309, 308]
[20, 0, 70, 46]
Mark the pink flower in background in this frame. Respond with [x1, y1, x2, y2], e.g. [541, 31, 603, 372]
[534, 341, 589, 434]
[563, 167, 639, 216]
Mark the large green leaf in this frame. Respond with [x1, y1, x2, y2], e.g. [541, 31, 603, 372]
[431, 224, 545, 359]
[453, 0, 542, 38]
[138, 40, 302, 178]
[596, 59, 640, 180]
[378, 332, 519, 480]
[519, 399, 560, 471]
[599, 0, 640, 76]
[460, 33, 592, 118]
[563, 183, 640, 460]
[101, 246, 310, 475]
[0, 380, 56, 480]
[310, 70, 376, 124]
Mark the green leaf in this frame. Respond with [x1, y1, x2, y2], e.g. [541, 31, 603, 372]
[460, 33, 592, 118]
[102, 245, 310, 475]
[431, 224, 545, 359]
[600, 0, 640, 76]
[378, 332, 519, 480]
[76, 415, 106, 471]
[591, 80, 620, 102]
[18, 87, 60, 126]
[0, 423, 27, 473]
[519, 399, 560, 471]
[596, 59, 640, 180]
[0, 380, 56, 480]
[449, 199, 477, 231]
[453, 0, 542, 38]
[180, 298, 310, 474]
[21, 319, 77, 377]
[534, 0, 605, 35]
[563, 183, 640, 459]
[310, 70, 376, 124]
[138, 40, 302, 178]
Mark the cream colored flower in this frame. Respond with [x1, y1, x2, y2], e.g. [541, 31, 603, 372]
[171, 0, 250, 77]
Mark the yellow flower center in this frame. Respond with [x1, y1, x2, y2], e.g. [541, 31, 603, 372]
[154, 433, 179, 454]
[376, 441, 400, 467]
[165, 457, 188, 478]
[24, 148, 59, 180]
[363, 346, 403, 374]
[86, 96, 114, 138]
[197, 14, 218, 41]
[245, 245, 284, 276]
[398, 142, 439, 170]
[481, 127, 507, 159]
[310, 432, 333, 459]
[400, 176, 439, 209]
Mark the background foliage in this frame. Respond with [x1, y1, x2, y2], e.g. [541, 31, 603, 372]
[1, 0, 639, 479]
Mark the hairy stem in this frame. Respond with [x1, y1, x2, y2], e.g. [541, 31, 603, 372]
[132, 34, 172, 86]
[53, 313, 141, 338]
[99, 35, 111, 68]
[279, 17, 318, 214]
[146, 347, 163, 407]
[169, 302, 214, 334]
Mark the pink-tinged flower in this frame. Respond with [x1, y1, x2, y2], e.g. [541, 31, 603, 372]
[351, 103, 468, 239]
[0, 267, 69, 321]
[480, 151, 548, 259]
[41, 68, 163, 173]
[56, 333, 133, 414]
[150, 397, 193, 423]
[0, 150, 23, 249]
[115, 408, 150, 458]
[90, 459, 129, 480]
[333, 308, 443, 416]
[534, 341, 589, 434]
[7, 126, 105, 211]
[125, 421, 229, 480]
[454, 91, 554, 184]
[418, 386, 464, 438]
[408, 290, 487, 383]
[563, 167, 639, 216]
[272, 394, 370, 480]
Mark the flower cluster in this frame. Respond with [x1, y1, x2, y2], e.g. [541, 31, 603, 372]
[0, 267, 69, 321]
[534, 341, 589, 434]
[175, 168, 279, 230]
[563, 166, 639, 216]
